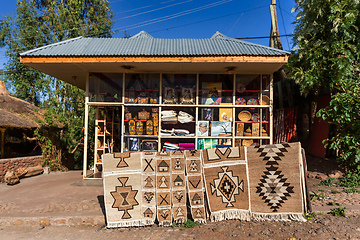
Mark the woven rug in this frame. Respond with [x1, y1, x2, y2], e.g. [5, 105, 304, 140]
[185, 150, 206, 223]
[247, 142, 306, 221]
[103, 152, 146, 227]
[155, 151, 172, 226]
[141, 152, 157, 225]
[170, 150, 187, 224]
[202, 147, 250, 222]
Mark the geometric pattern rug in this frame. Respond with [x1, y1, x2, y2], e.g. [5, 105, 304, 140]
[102, 143, 306, 228]
[247, 142, 305, 221]
[202, 147, 250, 222]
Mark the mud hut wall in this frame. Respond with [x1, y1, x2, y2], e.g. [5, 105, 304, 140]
[0, 155, 43, 182]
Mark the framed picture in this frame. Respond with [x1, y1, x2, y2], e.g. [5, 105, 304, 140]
[197, 138, 205, 150]
[210, 121, 232, 136]
[219, 108, 233, 122]
[204, 139, 212, 149]
[128, 137, 139, 151]
[201, 108, 213, 121]
[197, 121, 209, 137]
[163, 87, 177, 104]
[202, 82, 222, 105]
[141, 139, 158, 151]
[180, 87, 194, 104]
[219, 138, 232, 146]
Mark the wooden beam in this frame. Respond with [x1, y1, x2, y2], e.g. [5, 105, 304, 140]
[0, 128, 6, 159]
[20, 55, 289, 64]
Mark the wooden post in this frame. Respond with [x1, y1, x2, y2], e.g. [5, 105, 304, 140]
[0, 128, 5, 159]
[83, 73, 89, 179]
[269, 0, 283, 50]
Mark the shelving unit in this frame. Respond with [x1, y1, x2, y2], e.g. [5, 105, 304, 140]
[90, 73, 272, 155]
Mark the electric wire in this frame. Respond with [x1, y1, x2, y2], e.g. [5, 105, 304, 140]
[278, 0, 291, 50]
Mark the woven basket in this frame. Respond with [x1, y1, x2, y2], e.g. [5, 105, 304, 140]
[242, 139, 253, 146]
[260, 95, 270, 105]
[238, 110, 252, 121]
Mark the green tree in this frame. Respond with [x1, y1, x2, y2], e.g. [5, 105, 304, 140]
[0, 0, 114, 169]
[289, 0, 360, 170]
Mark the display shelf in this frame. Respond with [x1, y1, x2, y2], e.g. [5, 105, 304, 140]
[123, 135, 159, 138]
[235, 121, 269, 123]
[234, 136, 271, 139]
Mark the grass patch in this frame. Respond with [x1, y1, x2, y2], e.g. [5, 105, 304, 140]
[343, 187, 360, 193]
[310, 191, 325, 201]
[331, 190, 341, 194]
[172, 219, 201, 230]
[330, 206, 346, 216]
[315, 177, 335, 186]
[336, 171, 360, 188]
[303, 212, 316, 219]
[327, 201, 340, 206]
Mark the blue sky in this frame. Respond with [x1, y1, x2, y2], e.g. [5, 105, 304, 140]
[0, 0, 297, 69]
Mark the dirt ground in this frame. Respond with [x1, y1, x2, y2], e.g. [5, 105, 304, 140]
[1, 155, 360, 240]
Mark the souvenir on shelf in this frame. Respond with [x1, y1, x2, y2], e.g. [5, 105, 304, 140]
[238, 110, 252, 121]
[138, 109, 150, 120]
[202, 108, 213, 121]
[202, 82, 222, 105]
[251, 113, 260, 122]
[141, 139, 158, 151]
[136, 91, 149, 104]
[152, 113, 159, 126]
[152, 108, 158, 113]
[260, 95, 270, 105]
[163, 87, 177, 104]
[150, 89, 159, 104]
[153, 126, 159, 136]
[197, 121, 209, 137]
[236, 123, 244, 136]
[124, 91, 129, 103]
[136, 121, 143, 135]
[251, 142, 260, 146]
[180, 87, 194, 104]
[247, 98, 259, 106]
[236, 83, 246, 93]
[219, 108, 232, 122]
[244, 127, 252, 136]
[125, 112, 132, 120]
[128, 87, 135, 103]
[128, 120, 136, 135]
[261, 127, 269, 136]
[146, 120, 154, 135]
[242, 139, 253, 146]
[235, 97, 246, 105]
[252, 123, 260, 136]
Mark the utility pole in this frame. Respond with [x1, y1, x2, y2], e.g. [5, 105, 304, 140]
[269, 0, 283, 50]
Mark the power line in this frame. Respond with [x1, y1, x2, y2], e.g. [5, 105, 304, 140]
[148, 5, 268, 34]
[236, 34, 293, 40]
[278, 0, 291, 50]
[110, 0, 233, 32]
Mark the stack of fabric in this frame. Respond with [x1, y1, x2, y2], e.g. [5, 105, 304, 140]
[161, 110, 177, 122]
[179, 143, 195, 150]
[163, 142, 179, 151]
[177, 111, 194, 123]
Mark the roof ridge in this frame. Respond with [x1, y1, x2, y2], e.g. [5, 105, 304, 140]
[130, 31, 154, 39]
[20, 36, 84, 56]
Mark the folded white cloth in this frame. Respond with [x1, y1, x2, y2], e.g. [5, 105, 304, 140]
[177, 111, 194, 123]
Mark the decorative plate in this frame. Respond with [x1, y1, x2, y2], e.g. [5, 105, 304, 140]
[236, 83, 246, 93]
[251, 142, 260, 146]
[260, 95, 270, 105]
[251, 113, 260, 122]
[238, 110, 252, 121]
[247, 98, 259, 105]
[235, 97, 246, 105]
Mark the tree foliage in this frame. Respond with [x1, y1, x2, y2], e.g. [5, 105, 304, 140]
[289, 0, 360, 170]
[0, 0, 114, 169]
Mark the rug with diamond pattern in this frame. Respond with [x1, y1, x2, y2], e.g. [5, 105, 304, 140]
[247, 142, 305, 220]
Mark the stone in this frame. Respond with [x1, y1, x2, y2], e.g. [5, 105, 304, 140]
[328, 170, 343, 179]
[40, 220, 51, 227]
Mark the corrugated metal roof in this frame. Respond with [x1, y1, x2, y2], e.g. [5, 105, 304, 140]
[20, 31, 289, 57]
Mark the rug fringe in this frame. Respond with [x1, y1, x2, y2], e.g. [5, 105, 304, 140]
[107, 220, 146, 228]
[251, 213, 306, 222]
[174, 218, 186, 225]
[194, 219, 206, 224]
[210, 210, 251, 222]
[158, 221, 172, 227]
